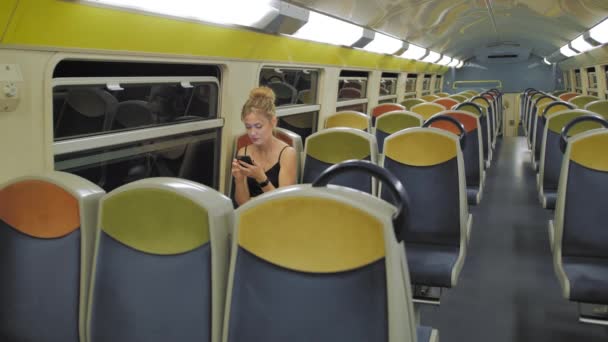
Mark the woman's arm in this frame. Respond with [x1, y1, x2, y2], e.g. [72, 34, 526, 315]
[278, 146, 297, 187]
[233, 147, 251, 205]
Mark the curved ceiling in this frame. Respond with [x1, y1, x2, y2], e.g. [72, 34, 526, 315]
[285, 0, 608, 61]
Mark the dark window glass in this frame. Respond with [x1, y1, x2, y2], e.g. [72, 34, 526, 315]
[435, 75, 442, 90]
[422, 74, 432, 90]
[277, 112, 318, 142]
[54, 60, 220, 79]
[338, 70, 368, 100]
[406, 76, 417, 92]
[53, 82, 218, 141]
[575, 69, 581, 89]
[54, 130, 219, 192]
[259, 68, 319, 106]
[337, 103, 367, 114]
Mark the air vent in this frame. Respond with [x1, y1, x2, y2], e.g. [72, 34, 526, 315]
[488, 54, 518, 59]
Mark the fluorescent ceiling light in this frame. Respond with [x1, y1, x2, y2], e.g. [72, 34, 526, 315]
[363, 33, 404, 54]
[437, 56, 452, 66]
[293, 11, 363, 46]
[543, 58, 551, 65]
[560, 44, 579, 57]
[91, 0, 277, 27]
[448, 59, 460, 67]
[422, 51, 441, 63]
[400, 44, 427, 60]
[590, 18, 608, 44]
[456, 61, 464, 68]
[571, 35, 593, 53]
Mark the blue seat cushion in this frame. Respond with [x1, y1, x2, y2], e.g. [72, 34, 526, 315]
[544, 190, 557, 209]
[563, 256, 608, 304]
[405, 243, 459, 287]
[417, 325, 434, 342]
[467, 186, 479, 205]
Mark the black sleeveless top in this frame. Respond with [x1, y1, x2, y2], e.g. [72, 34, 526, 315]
[245, 145, 289, 197]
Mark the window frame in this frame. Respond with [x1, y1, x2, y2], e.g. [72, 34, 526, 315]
[52, 75, 222, 154]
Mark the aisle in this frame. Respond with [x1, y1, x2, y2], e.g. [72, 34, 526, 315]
[419, 137, 607, 341]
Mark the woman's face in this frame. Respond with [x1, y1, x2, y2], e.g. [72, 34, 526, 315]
[243, 111, 276, 146]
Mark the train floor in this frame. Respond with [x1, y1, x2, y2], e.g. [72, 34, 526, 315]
[418, 136, 608, 341]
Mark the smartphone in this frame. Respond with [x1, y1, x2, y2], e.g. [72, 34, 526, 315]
[236, 155, 253, 166]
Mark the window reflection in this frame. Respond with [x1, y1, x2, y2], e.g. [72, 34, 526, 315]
[259, 68, 319, 106]
[53, 82, 218, 140]
[55, 130, 219, 192]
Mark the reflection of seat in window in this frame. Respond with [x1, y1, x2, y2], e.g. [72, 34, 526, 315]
[185, 87, 210, 118]
[149, 85, 188, 120]
[110, 100, 158, 130]
[297, 89, 313, 104]
[116, 86, 150, 102]
[267, 81, 297, 105]
[342, 81, 362, 90]
[54, 88, 117, 139]
[338, 87, 361, 99]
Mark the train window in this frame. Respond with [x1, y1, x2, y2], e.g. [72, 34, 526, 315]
[337, 70, 369, 113]
[605, 66, 608, 97]
[54, 129, 219, 193]
[587, 67, 597, 92]
[259, 66, 321, 141]
[53, 79, 219, 140]
[404, 74, 417, 98]
[259, 67, 319, 106]
[564, 71, 571, 91]
[574, 69, 582, 92]
[379, 72, 398, 104]
[435, 75, 442, 91]
[421, 74, 432, 95]
[52, 60, 223, 191]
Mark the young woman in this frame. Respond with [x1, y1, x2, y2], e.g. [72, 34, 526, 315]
[232, 87, 297, 206]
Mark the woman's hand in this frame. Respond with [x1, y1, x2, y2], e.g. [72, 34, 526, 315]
[236, 159, 266, 183]
[231, 159, 246, 181]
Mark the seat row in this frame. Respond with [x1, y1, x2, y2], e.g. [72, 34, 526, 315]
[519, 89, 608, 325]
[0, 170, 438, 342]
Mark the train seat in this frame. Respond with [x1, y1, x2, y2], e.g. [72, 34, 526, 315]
[428, 111, 485, 205]
[471, 96, 496, 149]
[421, 94, 440, 102]
[531, 101, 574, 172]
[381, 127, 470, 301]
[435, 92, 450, 97]
[223, 175, 437, 342]
[400, 98, 426, 110]
[585, 100, 608, 117]
[570, 95, 600, 109]
[433, 97, 459, 110]
[448, 94, 468, 103]
[521, 90, 541, 137]
[302, 128, 377, 194]
[374, 111, 423, 153]
[552, 90, 568, 96]
[410, 102, 446, 120]
[539, 110, 604, 209]
[558, 92, 579, 102]
[88, 178, 232, 342]
[551, 128, 608, 325]
[0, 172, 104, 342]
[324, 110, 370, 131]
[455, 102, 491, 168]
[371, 103, 405, 125]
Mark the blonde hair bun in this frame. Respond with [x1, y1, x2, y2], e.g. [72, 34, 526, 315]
[241, 86, 277, 120]
[249, 86, 276, 104]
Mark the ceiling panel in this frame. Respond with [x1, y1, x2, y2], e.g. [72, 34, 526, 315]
[286, 0, 608, 61]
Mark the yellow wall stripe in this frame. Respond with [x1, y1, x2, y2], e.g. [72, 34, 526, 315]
[238, 197, 385, 273]
[0, 0, 18, 40]
[571, 133, 608, 171]
[385, 130, 457, 166]
[4, 0, 448, 73]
